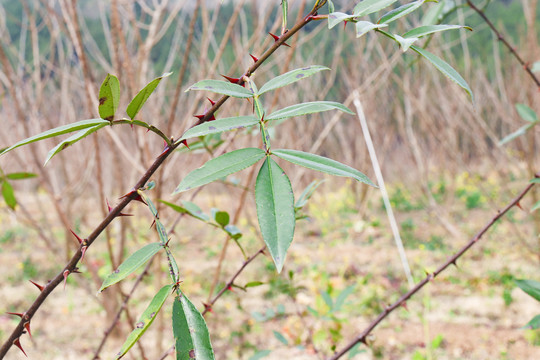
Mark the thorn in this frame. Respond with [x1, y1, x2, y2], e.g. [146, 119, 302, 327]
[70, 229, 84, 244]
[516, 201, 524, 211]
[7, 314, 33, 339]
[207, 97, 216, 106]
[343, 21, 348, 30]
[194, 113, 216, 121]
[13, 338, 27, 357]
[63, 270, 70, 290]
[119, 190, 147, 205]
[221, 74, 242, 84]
[180, 139, 190, 149]
[249, 53, 259, 63]
[359, 337, 368, 345]
[400, 301, 409, 312]
[159, 145, 171, 157]
[29, 280, 44, 292]
[451, 260, 458, 268]
[227, 285, 233, 292]
[268, 32, 291, 47]
[80, 246, 88, 262]
[106, 199, 133, 217]
[150, 219, 156, 229]
[203, 302, 213, 313]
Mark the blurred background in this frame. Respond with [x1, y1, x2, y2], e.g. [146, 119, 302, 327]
[0, 0, 538, 359]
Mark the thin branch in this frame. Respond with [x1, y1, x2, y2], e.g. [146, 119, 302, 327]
[466, 0, 540, 89]
[327, 173, 539, 360]
[0, 4, 323, 356]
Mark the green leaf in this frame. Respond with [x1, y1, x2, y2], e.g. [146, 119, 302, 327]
[515, 103, 538, 123]
[273, 331, 289, 345]
[44, 123, 108, 165]
[245, 281, 264, 288]
[179, 116, 259, 142]
[99, 242, 163, 292]
[173, 148, 266, 194]
[98, 74, 120, 121]
[272, 149, 376, 187]
[328, 12, 357, 29]
[266, 101, 354, 122]
[532, 61, 540, 73]
[127, 72, 172, 119]
[0, 119, 110, 156]
[255, 157, 295, 273]
[281, 0, 288, 33]
[333, 285, 355, 311]
[249, 350, 271, 360]
[393, 34, 418, 52]
[5, 172, 37, 180]
[530, 178, 540, 184]
[498, 123, 535, 145]
[186, 79, 254, 98]
[258, 66, 330, 95]
[1, 181, 16, 209]
[515, 279, 540, 302]
[378, 0, 425, 24]
[410, 45, 473, 101]
[532, 200, 540, 212]
[403, 24, 472, 39]
[224, 224, 242, 240]
[524, 314, 540, 330]
[355, 21, 387, 38]
[116, 285, 172, 359]
[295, 180, 325, 209]
[354, 0, 399, 17]
[214, 211, 230, 227]
[173, 292, 215, 360]
[159, 200, 210, 221]
[321, 291, 333, 308]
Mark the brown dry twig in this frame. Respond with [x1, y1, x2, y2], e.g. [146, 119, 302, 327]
[328, 173, 539, 360]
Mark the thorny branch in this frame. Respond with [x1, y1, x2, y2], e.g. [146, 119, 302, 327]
[0, 4, 324, 358]
[328, 173, 539, 360]
[466, 0, 540, 88]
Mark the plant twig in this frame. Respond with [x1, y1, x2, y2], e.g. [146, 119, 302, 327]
[466, 0, 540, 89]
[327, 173, 539, 360]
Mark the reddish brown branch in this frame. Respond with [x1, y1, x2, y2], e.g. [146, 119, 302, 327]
[466, 0, 540, 89]
[0, 4, 324, 357]
[327, 173, 539, 360]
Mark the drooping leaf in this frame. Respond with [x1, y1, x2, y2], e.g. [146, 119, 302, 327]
[5, 172, 37, 180]
[515, 279, 540, 302]
[258, 66, 330, 95]
[393, 34, 418, 52]
[403, 24, 472, 39]
[378, 0, 425, 24]
[524, 314, 540, 329]
[355, 21, 387, 38]
[178, 116, 259, 142]
[266, 101, 354, 122]
[127, 72, 172, 119]
[159, 200, 210, 222]
[98, 74, 120, 121]
[255, 157, 295, 273]
[173, 292, 215, 360]
[116, 285, 172, 359]
[498, 123, 535, 145]
[136, 191, 171, 245]
[186, 79, 254, 98]
[173, 148, 266, 194]
[99, 242, 163, 292]
[272, 149, 376, 187]
[515, 103, 538, 123]
[354, 0, 399, 17]
[0, 119, 110, 156]
[410, 45, 474, 101]
[44, 123, 108, 165]
[328, 12, 356, 29]
[1, 181, 16, 209]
